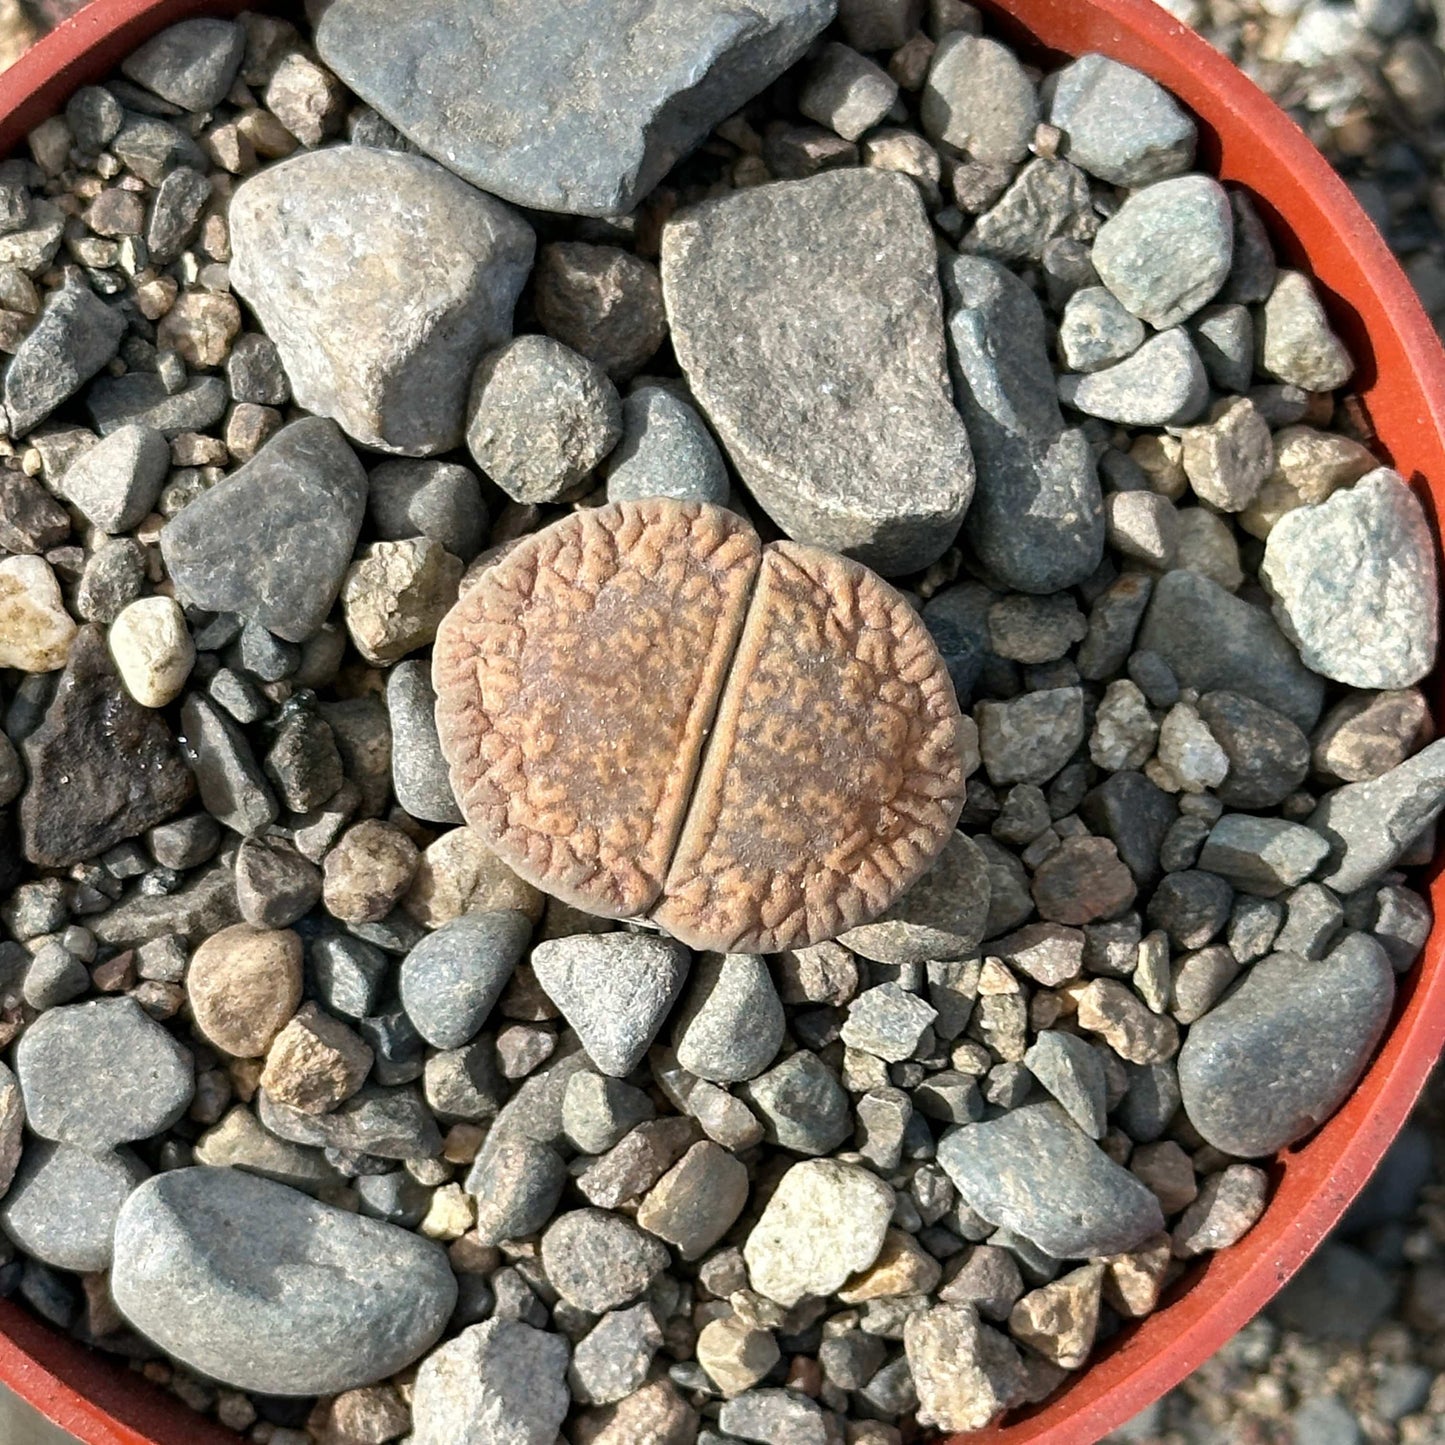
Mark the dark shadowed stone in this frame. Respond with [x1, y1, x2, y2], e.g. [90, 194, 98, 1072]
[4, 279, 126, 436]
[1198, 690, 1311, 809]
[662, 169, 973, 574]
[112, 1168, 456, 1395]
[1179, 937, 1395, 1156]
[19, 627, 194, 867]
[943, 253, 1103, 594]
[938, 1101, 1164, 1258]
[86, 373, 229, 437]
[317, 0, 834, 216]
[120, 18, 244, 110]
[162, 418, 367, 643]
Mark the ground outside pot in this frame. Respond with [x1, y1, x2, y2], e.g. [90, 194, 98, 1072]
[0, 0, 1442, 1442]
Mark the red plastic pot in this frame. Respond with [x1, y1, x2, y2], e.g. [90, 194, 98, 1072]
[0, 0, 1442, 1441]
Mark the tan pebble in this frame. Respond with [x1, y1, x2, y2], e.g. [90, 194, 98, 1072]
[187, 923, 302, 1058]
[260, 1001, 373, 1114]
[403, 827, 545, 928]
[322, 818, 419, 925]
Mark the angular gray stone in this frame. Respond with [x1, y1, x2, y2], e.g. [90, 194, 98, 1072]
[800, 41, 899, 142]
[179, 693, 279, 837]
[534, 242, 668, 381]
[569, 1303, 662, 1405]
[1261, 469, 1438, 689]
[19, 626, 194, 867]
[1197, 690, 1311, 810]
[719, 1389, 828, 1444]
[921, 33, 1038, 164]
[1024, 1031, 1107, 1140]
[4, 279, 125, 436]
[604, 384, 730, 506]
[672, 953, 785, 1084]
[230, 147, 534, 455]
[1192, 303, 1255, 393]
[1059, 286, 1146, 373]
[162, 418, 366, 644]
[564, 1072, 656, 1155]
[663, 168, 973, 574]
[1058, 328, 1210, 427]
[368, 459, 487, 563]
[1136, 569, 1325, 731]
[111, 1168, 456, 1395]
[465, 1126, 568, 1245]
[120, 18, 244, 110]
[1179, 937, 1395, 1156]
[943, 254, 1103, 593]
[1092, 176, 1233, 329]
[937, 1101, 1165, 1258]
[840, 829, 992, 965]
[317, 0, 834, 216]
[1044, 54, 1196, 186]
[411, 1320, 570, 1445]
[259, 1083, 443, 1162]
[840, 982, 938, 1062]
[1198, 814, 1330, 897]
[977, 687, 1087, 787]
[86, 373, 228, 437]
[531, 933, 690, 1077]
[739, 1051, 851, 1155]
[56, 424, 168, 535]
[16, 996, 193, 1151]
[1310, 738, 1445, 892]
[965, 158, 1095, 263]
[386, 660, 463, 824]
[399, 911, 532, 1049]
[0, 1141, 146, 1272]
[1258, 270, 1353, 392]
[541, 1207, 670, 1312]
[193, 1105, 343, 1197]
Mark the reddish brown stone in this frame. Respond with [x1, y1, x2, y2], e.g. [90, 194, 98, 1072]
[434, 501, 966, 953]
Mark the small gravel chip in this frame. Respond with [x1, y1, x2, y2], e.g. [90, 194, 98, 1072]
[112, 1167, 456, 1395]
[718, 1388, 827, 1445]
[56, 424, 168, 534]
[1262, 468, 1438, 689]
[1074, 979, 1180, 1066]
[1130, 1140, 1199, 1216]
[800, 42, 899, 142]
[1171, 1164, 1269, 1258]
[1008, 1262, 1105, 1369]
[386, 660, 463, 826]
[1059, 286, 1146, 373]
[569, 1304, 662, 1406]
[563, 1072, 655, 1155]
[739, 1051, 852, 1154]
[466, 335, 623, 504]
[1198, 814, 1329, 896]
[743, 1158, 895, 1307]
[841, 982, 939, 1062]
[1313, 688, 1430, 785]
[1031, 837, 1137, 926]
[922, 33, 1038, 164]
[1258, 269, 1354, 391]
[369, 459, 487, 563]
[1058, 328, 1210, 427]
[1181, 397, 1275, 512]
[905, 1302, 1027, 1434]
[186, 923, 303, 1058]
[603, 385, 730, 506]
[1179, 936, 1394, 1156]
[400, 911, 531, 1050]
[636, 1139, 750, 1260]
[120, 18, 243, 110]
[1024, 1031, 1108, 1139]
[672, 953, 785, 1084]
[1045, 54, 1196, 185]
[466, 1128, 567, 1245]
[16, 996, 193, 1151]
[992, 922, 1085, 987]
[978, 687, 1086, 787]
[260, 1002, 373, 1116]
[541, 1208, 670, 1313]
[531, 933, 689, 1077]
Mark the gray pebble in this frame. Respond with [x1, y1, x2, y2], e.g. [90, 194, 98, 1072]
[1059, 286, 1146, 373]
[922, 33, 1038, 164]
[563, 1071, 655, 1154]
[568, 1303, 662, 1405]
[978, 687, 1087, 787]
[466, 1127, 568, 1245]
[673, 953, 785, 1084]
[1197, 690, 1311, 809]
[226, 332, 290, 407]
[966, 157, 1095, 264]
[1023, 1031, 1107, 1139]
[179, 693, 279, 837]
[5, 278, 126, 437]
[22, 942, 89, 1011]
[540, 1207, 669, 1313]
[56, 424, 168, 535]
[841, 982, 939, 1063]
[1198, 814, 1329, 896]
[120, 18, 243, 110]
[235, 838, 322, 931]
[87, 372, 228, 438]
[1258, 269, 1353, 392]
[258, 1083, 443, 1162]
[800, 42, 899, 142]
[1058, 328, 1210, 427]
[719, 1389, 827, 1445]
[0, 1141, 146, 1272]
[385, 660, 464, 825]
[603, 385, 730, 506]
[399, 911, 532, 1049]
[368, 459, 488, 562]
[1192, 303, 1255, 393]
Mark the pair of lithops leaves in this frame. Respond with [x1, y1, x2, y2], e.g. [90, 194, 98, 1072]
[433, 500, 966, 954]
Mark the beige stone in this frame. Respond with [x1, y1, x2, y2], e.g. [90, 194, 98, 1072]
[342, 537, 462, 666]
[1008, 1263, 1105, 1369]
[108, 596, 194, 708]
[404, 828, 545, 927]
[187, 923, 303, 1058]
[0, 554, 76, 671]
[695, 1314, 780, 1397]
[260, 1001, 373, 1114]
[838, 1228, 944, 1302]
[323, 818, 420, 925]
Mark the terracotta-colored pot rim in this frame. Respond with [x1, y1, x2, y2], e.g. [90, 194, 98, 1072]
[0, 2, 1441, 1443]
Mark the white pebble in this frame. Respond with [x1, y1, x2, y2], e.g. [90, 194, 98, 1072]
[109, 596, 194, 708]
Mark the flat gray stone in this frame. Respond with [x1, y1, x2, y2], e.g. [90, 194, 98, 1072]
[1310, 738, 1445, 892]
[0, 1141, 146, 1271]
[1024, 1031, 1107, 1139]
[662, 168, 973, 574]
[400, 910, 533, 1048]
[56, 425, 168, 535]
[86, 373, 228, 437]
[386, 659, 463, 824]
[1197, 691, 1311, 809]
[162, 418, 366, 644]
[15, 996, 193, 1152]
[840, 982, 938, 1063]
[531, 933, 690, 1077]
[1262, 469, 1438, 688]
[120, 18, 243, 110]
[1058, 328, 1210, 427]
[317, 0, 833, 216]
[259, 1083, 443, 1162]
[569, 1303, 662, 1405]
[965, 158, 1095, 263]
[738, 1051, 851, 1154]
[604, 384, 730, 506]
[943, 254, 1103, 593]
[1198, 814, 1330, 897]
[5, 279, 125, 436]
[193, 1105, 344, 1197]
[672, 953, 785, 1084]
[937, 1101, 1164, 1259]
[179, 693, 279, 837]
[1044, 53, 1196, 186]
[111, 1167, 456, 1395]
[230, 146, 534, 455]
[1136, 569, 1325, 731]
[977, 687, 1087, 787]
[1179, 937, 1394, 1156]
[411, 1320, 570, 1445]
[921, 33, 1038, 164]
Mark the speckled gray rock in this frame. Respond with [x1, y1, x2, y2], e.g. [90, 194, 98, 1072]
[977, 687, 1087, 787]
[1310, 739, 1445, 893]
[568, 1303, 662, 1405]
[86, 372, 228, 437]
[943, 253, 1103, 594]
[410, 1320, 570, 1445]
[965, 158, 1094, 263]
[541, 1208, 670, 1312]
[259, 1083, 443, 1162]
[4, 278, 126, 436]
[230, 147, 534, 455]
[1261, 469, 1438, 688]
[1092, 177, 1233, 329]
[179, 693, 279, 837]
[120, 18, 243, 110]
[1136, 569, 1325, 731]
[317, 0, 834, 216]
[532, 933, 690, 1077]
[921, 33, 1038, 164]
[0, 1141, 146, 1272]
[1179, 938, 1395, 1156]
[385, 660, 463, 825]
[465, 1126, 568, 1245]
[466, 335, 623, 504]
[1197, 691, 1311, 809]
[663, 168, 973, 574]
[937, 1101, 1165, 1258]
[841, 982, 939, 1063]
[1198, 814, 1329, 897]
[162, 418, 367, 644]
[1258, 270, 1354, 392]
[111, 1168, 456, 1395]
[739, 1050, 852, 1155]
[1024, 1031, 1107, 1139]
[840, 829, 992, 965]
[603, 385, 730, 506]
[1058, 328, 1210, 427]
[1058, 287, 1146, 373]
[55, 425, 168, 535]
[15, 997, 193, 1151]
[672, 954, 785, 1084]
[368, 459, 487, 563]
[1044, 54, 1196, 186]
[399, 911, 532, 1049]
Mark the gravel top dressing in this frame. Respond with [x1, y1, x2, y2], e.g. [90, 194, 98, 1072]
[0, 0, 1437, 1441]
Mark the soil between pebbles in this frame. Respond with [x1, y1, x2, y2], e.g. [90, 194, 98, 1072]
[0, 1, 1439, 1443]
